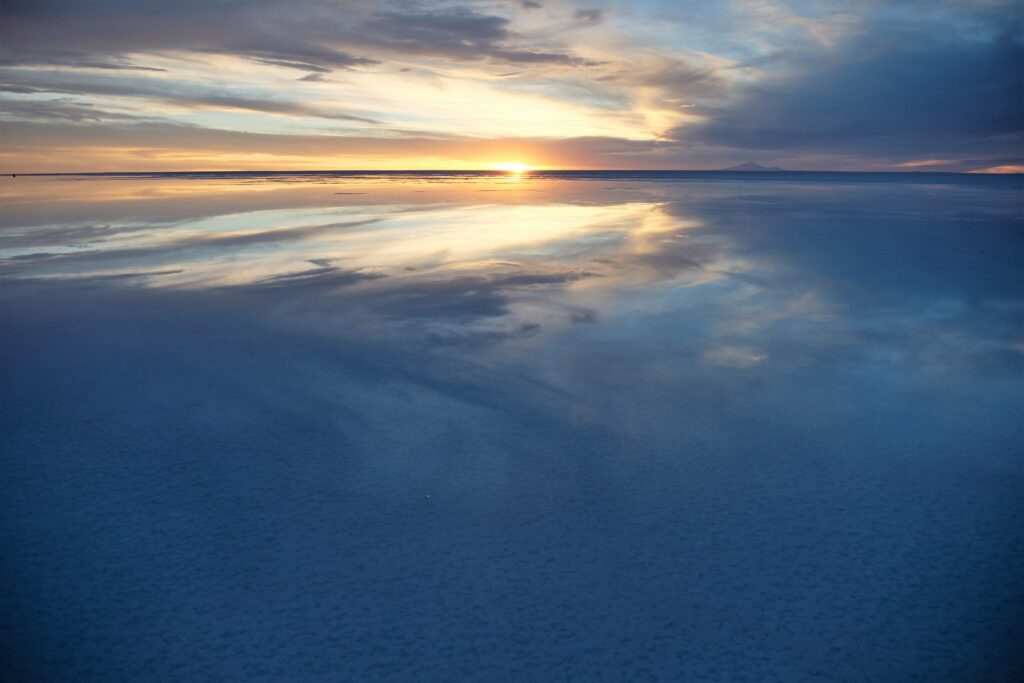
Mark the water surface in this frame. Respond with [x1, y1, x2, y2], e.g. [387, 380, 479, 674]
[2, 172, 1022, 681]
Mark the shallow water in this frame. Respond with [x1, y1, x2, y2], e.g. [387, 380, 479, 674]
[2, 172, 1022, 681]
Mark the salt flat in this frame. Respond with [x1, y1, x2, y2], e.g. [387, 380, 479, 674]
[1, 172, 1021, 681]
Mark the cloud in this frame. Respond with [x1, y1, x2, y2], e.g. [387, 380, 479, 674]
[229, 265, 386, 297]
[0, 0, 596, 71]
[225, 43, 379, 74]
[1, 217, 383, 276]
[3, 269, 184, 289]
[0, 119, 666, 171]
[2, 0, 1021, 170]
[669, 26, 1023, 165]
[0, 50, 167, 72]
[0, 98, 158, 123]
[574, 9, 604, 23]
[600, 55, 725, 106]
[0, 223, 165, 250]
[1, 73, 380, 123]
[362, 8, 598, 65]
[365, 271, 595, 322]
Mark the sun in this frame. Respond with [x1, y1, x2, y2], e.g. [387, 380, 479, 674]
[491, 162, 534, 173]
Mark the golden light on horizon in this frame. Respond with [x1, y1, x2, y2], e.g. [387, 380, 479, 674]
[491, 162, 534, 173]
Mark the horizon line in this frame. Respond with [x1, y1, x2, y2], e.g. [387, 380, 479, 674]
[6, 168, 1021, 176]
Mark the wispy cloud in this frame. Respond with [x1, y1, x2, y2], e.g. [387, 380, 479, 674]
[1, 0, 1020, 170]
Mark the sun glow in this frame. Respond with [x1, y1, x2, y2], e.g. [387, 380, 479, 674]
[491, 162, 534, 173]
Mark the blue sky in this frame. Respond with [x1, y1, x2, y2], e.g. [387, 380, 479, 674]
[1, 0, 1021, 171]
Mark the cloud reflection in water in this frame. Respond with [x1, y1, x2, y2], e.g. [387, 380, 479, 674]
[1, 173, 1022, 681]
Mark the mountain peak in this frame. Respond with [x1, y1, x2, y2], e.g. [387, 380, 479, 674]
[721, 161, 786, 171]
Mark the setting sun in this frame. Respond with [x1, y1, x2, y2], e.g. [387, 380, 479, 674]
[491, 162, 534, 173]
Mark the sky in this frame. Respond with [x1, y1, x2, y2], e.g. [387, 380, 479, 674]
[0, 0, 1021, 172]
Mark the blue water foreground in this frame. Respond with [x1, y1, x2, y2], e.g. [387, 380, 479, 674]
[2, 172, 1022, 681]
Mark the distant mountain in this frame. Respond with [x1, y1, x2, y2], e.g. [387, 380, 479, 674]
[721, 162, 786, 171]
